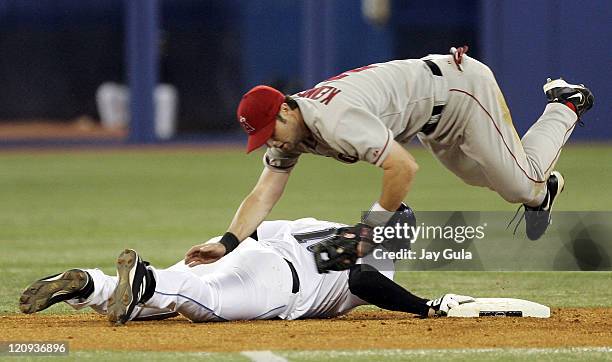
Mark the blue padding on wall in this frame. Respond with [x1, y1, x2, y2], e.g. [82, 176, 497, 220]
[241, 0, 301, 92]
[480, 0, 611, 140]
[126, 0, 158, 143]
[241, 0, 392, 94]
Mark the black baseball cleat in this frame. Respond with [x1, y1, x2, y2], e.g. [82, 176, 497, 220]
[107, 249, 156, 325]
[524, 171, 565, 241]
[19, 269, 94, 314]
[543, 78, 594, 119]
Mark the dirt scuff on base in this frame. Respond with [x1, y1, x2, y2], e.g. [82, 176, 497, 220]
[2, 308, 611, 352]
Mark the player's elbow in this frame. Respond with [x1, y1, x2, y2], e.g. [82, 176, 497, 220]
[396, 157, 418, 180]
[381, 142, 419, 178]
[406, 158, 419, 176]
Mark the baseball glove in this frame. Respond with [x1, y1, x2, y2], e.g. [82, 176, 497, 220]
[313, 223, 375, 273]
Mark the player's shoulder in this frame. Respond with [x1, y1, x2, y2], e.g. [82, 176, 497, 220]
[289, 218, 347, 234]
[294, 217, 345, 226]
[266, 217, 345, 230]
[258, 218, 345, 243]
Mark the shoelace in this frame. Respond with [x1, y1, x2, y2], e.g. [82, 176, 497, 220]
[506, 204, 526, 236]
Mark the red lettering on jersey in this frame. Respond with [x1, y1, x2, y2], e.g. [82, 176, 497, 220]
[320, 88, 341, 105]
[297, 86, 342, 106]
[297, 88, 318, 98]
[313, 86, 331, 100]
[309, 87, 325, 100]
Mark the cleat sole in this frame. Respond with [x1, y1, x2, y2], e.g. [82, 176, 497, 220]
[107, 249, 138, 325]
[18, 270, 88, 314]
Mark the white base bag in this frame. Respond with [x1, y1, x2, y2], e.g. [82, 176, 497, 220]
[447, 298, 550, 318]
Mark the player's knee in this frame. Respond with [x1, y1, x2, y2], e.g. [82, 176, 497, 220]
[496, 182, 534, 204]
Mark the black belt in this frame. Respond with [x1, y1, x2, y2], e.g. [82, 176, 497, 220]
[421, 60, 445, 135]
[284, 259, 300, 294]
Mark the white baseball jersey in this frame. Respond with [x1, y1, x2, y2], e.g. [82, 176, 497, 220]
[256, 218, 394, 319]
[65, 218, 394, 322]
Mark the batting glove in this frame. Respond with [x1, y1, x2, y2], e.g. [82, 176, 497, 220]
[426, 294, 475, 316]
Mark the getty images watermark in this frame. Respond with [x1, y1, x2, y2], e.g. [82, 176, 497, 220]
[360, 211, 612, 271]
[371, 222, 487, 261]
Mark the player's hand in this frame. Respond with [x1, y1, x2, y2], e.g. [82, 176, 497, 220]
[426, 294, 475, 316]
[184, 242, 227, 267]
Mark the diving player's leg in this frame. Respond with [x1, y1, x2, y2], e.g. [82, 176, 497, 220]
[18, 267, 120, 316]
[145, 241, 294, 322]
[61, 269, 175, 319]
[19, 252, 234, 319]
[69, 260, 219, 319]
[62, 268, 117, 314]
[129, 252, 234, 320]
[20, 266, 179, 320]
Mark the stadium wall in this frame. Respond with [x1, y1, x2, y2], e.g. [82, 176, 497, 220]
[0, 0, 609, 141]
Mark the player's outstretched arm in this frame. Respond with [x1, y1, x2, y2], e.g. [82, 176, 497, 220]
[378, 141, 418, 212]
[185, 167, 290, 266]
[228, 167, 290, 239]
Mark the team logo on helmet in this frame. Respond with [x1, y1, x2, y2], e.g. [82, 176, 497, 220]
[239, 116, 256, 134]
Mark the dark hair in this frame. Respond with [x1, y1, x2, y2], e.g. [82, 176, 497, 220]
[284, 96, 299, 110]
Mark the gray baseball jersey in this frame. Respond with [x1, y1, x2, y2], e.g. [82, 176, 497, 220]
[264, 53, 579, 207]
[264, 59, 444, 170]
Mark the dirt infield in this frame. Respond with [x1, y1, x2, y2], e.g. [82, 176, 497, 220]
[2, 308, 611, 352]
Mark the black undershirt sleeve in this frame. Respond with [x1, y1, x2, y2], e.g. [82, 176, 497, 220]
[348, 264, 430, 317]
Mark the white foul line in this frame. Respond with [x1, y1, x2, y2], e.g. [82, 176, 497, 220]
[241, 350, 288, 362]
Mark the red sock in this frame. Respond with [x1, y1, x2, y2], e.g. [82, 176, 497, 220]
[564, 101, 577, 114]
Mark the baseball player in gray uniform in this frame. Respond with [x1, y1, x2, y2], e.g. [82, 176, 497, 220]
[195, 47, 593, 266]
[19, 217, 473, 324]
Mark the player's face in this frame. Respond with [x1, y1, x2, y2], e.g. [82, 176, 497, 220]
[266, 108, 302, 151]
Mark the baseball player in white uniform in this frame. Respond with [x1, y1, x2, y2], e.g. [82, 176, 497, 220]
[19, 218, 472, 323]
[199, 46, 594, 268]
